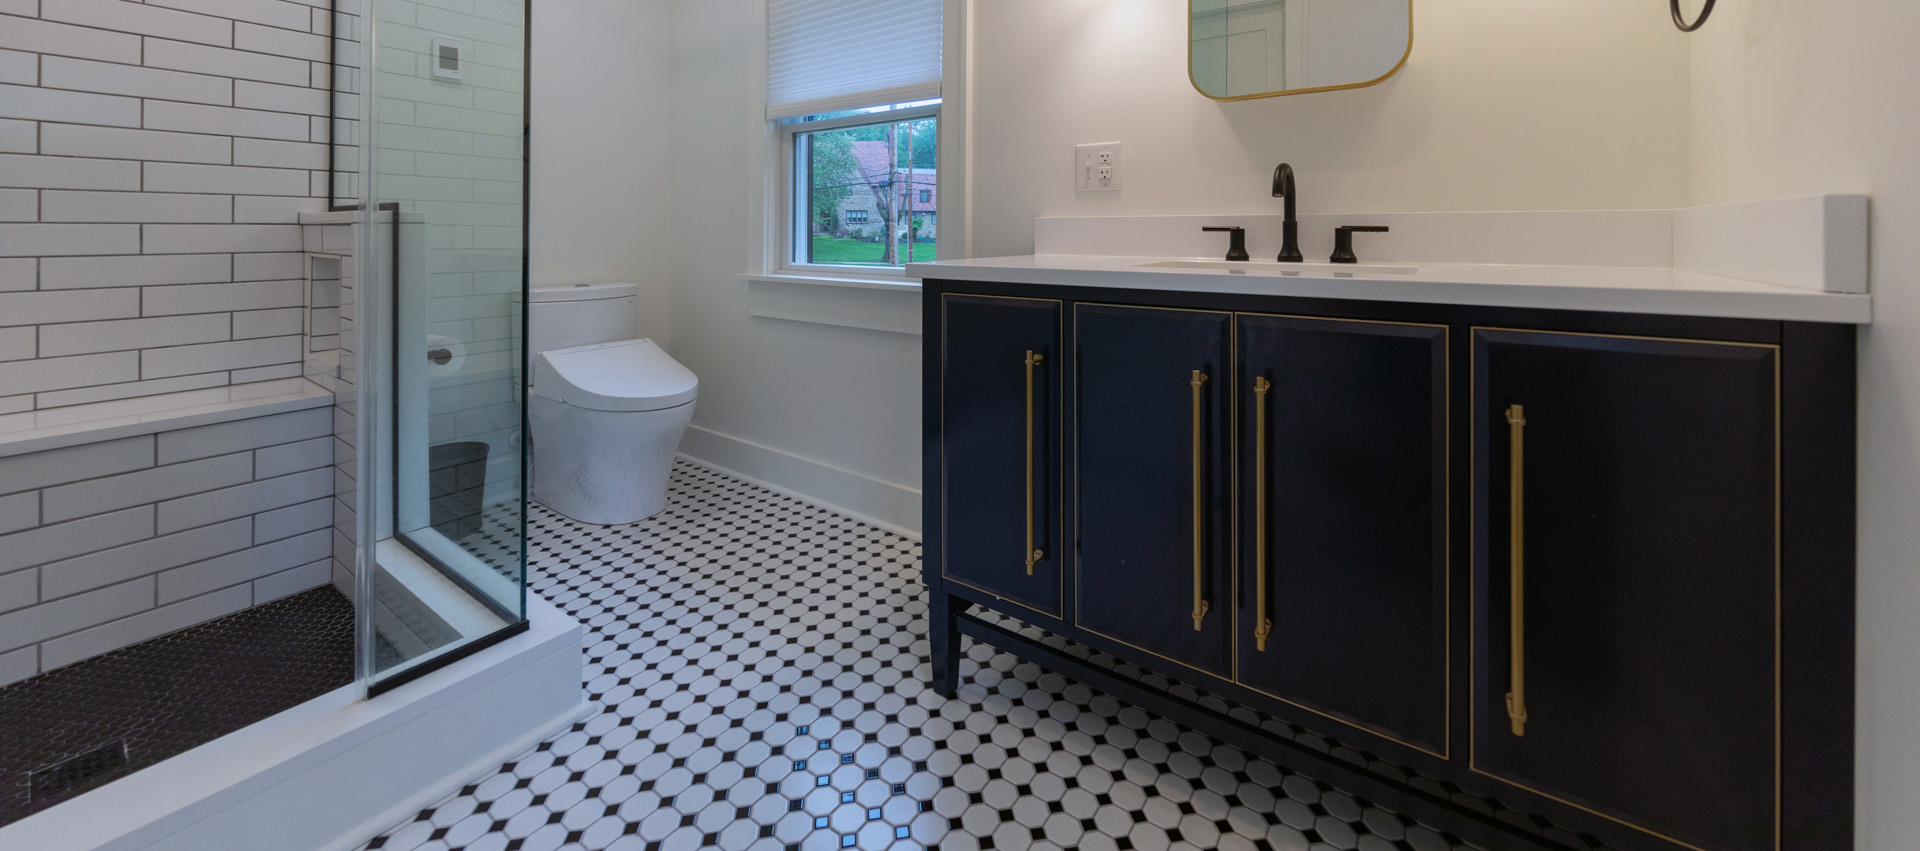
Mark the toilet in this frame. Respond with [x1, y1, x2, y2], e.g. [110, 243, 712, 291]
[527, 283, 697, 525]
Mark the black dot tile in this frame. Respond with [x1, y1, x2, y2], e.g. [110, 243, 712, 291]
[348, 461, 1589, 851]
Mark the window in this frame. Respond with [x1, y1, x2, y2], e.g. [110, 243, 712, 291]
[790, 107, 938, 267]
[770, 0, 942, 271]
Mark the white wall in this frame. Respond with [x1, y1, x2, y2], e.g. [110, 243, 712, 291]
[1690, 4, 1920, 848]
[648, 0, 1693, 537]
[529, 0, 674, 351]
[666, 0, 925, 534]
[967, 0, 1693, 257]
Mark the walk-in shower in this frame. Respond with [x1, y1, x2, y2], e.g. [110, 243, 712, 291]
[0, 0, 535, 830]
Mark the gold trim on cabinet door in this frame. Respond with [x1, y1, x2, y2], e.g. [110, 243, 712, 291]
[1468, 327, 1784, 851]
[1504, 403, 1528, 737]
[1024, 350, 1046, 576]
[1072, 303, 1237, 681]
[1252, 376, 1273, 651]
[1231, 311, 1451, 760]
[1191, 369, 1212, 632]
[939, 293, 1065, 622]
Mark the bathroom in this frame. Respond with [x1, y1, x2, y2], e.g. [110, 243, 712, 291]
[0, 0, 1912, 849]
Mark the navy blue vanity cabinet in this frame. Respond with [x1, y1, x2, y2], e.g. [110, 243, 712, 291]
[924, 275, 1855, 851]
[1473, 329, 1779, 851]
[937, 295, 1064, 618]
[1074, 304, 1236, 677]
[1234, 314, 1450, 755]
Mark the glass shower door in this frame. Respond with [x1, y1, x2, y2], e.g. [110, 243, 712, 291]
[357, 0, 529, 689]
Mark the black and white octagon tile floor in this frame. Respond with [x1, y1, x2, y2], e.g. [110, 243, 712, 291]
[359, 461, 1484, 851]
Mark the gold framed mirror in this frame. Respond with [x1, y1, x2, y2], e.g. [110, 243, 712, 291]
[1189, 0, 1413, 101]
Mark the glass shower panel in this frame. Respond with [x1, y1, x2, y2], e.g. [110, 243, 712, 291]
[360, 0, 529, 687]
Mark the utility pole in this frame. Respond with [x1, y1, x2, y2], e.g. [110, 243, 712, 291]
[905, 121, 915, 264]
[882, 123, 897, 266]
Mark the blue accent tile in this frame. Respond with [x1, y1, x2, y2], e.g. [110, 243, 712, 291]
[840, 835, 856, 848]
[894, 826, 911, 839]
[866, 808, 881, 821]
[840, 791, 855, 804]
[816, 775, 830, 787]
[813, 816, 829, 829]
[793, 760, 806, 770]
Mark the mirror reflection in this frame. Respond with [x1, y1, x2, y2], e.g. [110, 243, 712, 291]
[1191, 0, 1412, 100]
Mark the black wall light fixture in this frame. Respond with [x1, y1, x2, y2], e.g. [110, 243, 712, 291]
[1672, 0, 1716, 31]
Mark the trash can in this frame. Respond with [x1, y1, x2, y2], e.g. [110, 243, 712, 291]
[428, 441, 490, 540]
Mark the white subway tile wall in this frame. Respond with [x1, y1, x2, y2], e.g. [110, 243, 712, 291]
[0, 406, 335, 684]
[0, 0, 362, 410]
[372, 0, 524, 498]
[298, 242, 357, 593]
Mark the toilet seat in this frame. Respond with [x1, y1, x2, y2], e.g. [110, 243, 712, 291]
[531, 339, 698, 413]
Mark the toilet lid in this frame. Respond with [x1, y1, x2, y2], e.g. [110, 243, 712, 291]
[532, 339, 698, 412]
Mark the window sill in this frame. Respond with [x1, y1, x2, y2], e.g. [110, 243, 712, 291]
[742, 272, 923, 336]
[742, 270, 923, 291]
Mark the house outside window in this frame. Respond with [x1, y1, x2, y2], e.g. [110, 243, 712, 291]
[790, 108, 938, 267]
[769, 0, 942, 270]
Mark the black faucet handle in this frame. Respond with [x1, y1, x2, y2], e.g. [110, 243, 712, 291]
[1330, 225, 1389, 264]
[1202, 226, 1251, 262]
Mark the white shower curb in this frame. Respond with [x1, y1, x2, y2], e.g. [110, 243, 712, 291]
[0, 596, 586, 851]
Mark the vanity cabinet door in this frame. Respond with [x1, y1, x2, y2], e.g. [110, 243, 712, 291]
[1235, 315, 1449, 755]
[939, 295, 1063, 617]
[1074, 304, 1234, 677]
[1474, 329, 1778, 851]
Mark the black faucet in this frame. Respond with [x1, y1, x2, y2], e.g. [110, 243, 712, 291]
[1271, 164, 1303, 263]
[1330, 225, 1389, 264]
[1201, 226, 1250, 262]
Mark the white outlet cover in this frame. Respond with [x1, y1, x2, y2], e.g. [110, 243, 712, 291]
[1075, 142, 1122, 191]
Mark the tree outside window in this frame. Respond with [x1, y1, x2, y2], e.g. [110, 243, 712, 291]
[801, 116, 937, 267]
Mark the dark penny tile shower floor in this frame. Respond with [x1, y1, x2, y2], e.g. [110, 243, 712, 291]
[0, 586, 355, 826]
[356, 463, 1535, 851]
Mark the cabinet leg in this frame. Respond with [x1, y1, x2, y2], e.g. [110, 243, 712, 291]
[929, 588, 966, 698]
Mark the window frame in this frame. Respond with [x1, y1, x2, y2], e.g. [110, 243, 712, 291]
[778, 102, 941, 277]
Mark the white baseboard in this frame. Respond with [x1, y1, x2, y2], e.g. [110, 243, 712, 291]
[678, 425, 921, 540]
[1, 597, 585, 851]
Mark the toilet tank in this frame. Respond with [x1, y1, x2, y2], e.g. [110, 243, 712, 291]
[528, 283, 640, 354]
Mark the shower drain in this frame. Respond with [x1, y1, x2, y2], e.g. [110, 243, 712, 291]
[29, 740, 129, 804]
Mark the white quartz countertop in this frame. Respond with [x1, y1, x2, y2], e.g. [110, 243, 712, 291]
[906, 255, 1872, 324]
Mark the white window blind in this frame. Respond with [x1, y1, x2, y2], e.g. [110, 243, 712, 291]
[767, 0, 943, 120]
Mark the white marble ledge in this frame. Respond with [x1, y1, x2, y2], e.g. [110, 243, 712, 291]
[298, 209, 428, 225]
[0, 378, 335, 459]
[907, 255, 1872, 325]
[298, 210, 358, 225]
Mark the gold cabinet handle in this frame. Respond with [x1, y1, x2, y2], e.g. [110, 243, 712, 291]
[1253, 377, 1273, 651]
[1191, 370, 1211, 631]
[1505, 404, 1529, 736]
[1024, 351, 1045, 575]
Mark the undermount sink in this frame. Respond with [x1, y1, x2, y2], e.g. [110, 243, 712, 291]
[1135, 259, 1420, 277]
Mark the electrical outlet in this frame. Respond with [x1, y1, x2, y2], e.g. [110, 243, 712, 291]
[1075, 142, 1123, 191]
